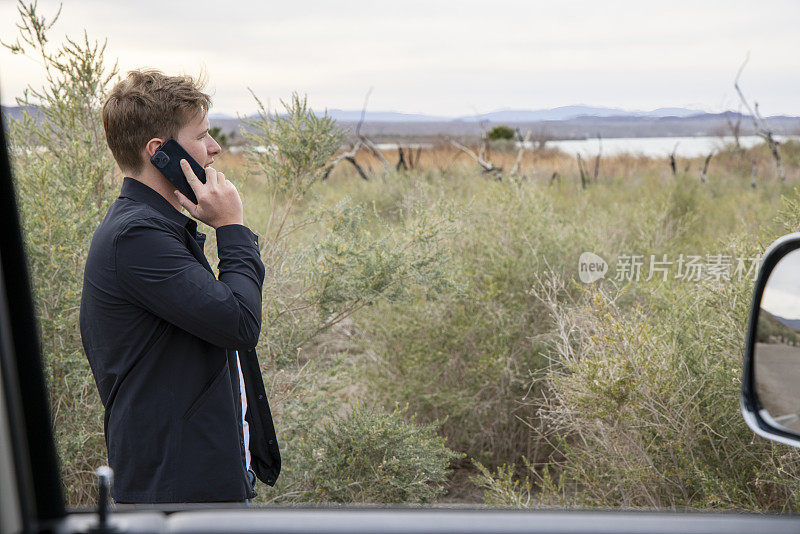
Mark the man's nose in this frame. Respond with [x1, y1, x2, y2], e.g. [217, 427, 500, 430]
[208, 136, 222, 156]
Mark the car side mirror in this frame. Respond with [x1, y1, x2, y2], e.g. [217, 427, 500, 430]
[742, 233, 800, 448]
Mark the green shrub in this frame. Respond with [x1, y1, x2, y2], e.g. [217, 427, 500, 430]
[266, 402, 463, 504]
[470, 459, 536, 507]
[357, 183, 587, 472]
[488, 125, 515, 141]
[477, 261, 800, 510]
[241, 95, 456, 367]
[209, 126, 229, 149]
[5, 1, 118, 505]
[352, 153, 794, 510]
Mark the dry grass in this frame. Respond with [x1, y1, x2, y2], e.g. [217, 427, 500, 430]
[252, 140, 800, 190]
[23, 136, 800, 507]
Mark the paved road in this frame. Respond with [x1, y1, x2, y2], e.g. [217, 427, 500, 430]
[756, 342, 800, 432]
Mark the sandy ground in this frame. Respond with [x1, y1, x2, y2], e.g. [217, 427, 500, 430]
[755, 342, 800, 432]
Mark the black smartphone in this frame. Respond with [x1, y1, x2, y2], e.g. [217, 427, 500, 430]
[150, 138, 206, 205]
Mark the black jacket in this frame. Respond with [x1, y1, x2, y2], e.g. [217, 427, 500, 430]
[79, 177, 280, 503]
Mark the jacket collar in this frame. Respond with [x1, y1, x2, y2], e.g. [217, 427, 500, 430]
[118, 177, 198, 235]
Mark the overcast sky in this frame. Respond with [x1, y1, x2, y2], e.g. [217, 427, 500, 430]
[1, 0, 799, 117]
[762, 249, 800, 320]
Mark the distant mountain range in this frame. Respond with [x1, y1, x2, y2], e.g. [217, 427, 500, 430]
[209, 105, 710, 124]
[7, 105, 800, 141]
[770, 312, 800, 332]
[1, 106, 39, 122]
[452, 106, 705, 123]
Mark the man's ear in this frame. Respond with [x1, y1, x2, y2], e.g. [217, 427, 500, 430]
[145, 138, 165, 159]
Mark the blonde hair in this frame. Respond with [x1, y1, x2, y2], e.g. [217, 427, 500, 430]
[102, 69, 211, 174]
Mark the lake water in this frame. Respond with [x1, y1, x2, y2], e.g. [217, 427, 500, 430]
[232, 135, 798, 159]
[545, 135, 798, 158]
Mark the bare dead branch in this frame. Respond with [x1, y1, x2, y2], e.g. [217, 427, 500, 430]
[734, 54, 785, 183]
[510, 129, 531, 178]
[331, 86, 385, 181]
[669, 142, 679, 177]
[725, 105, 743, 151]
[345, 155, 369, 180]
[359, 135, 390, 171]
[396, 146, 408, 171]
[448, 137, 503, 180]
[577, 153, 589, 189]
[412, 145, 422, 169]
[593, 134, 602, 182]
[754, 103, 786, 184]
[700, 152, 713, 184]
[478, 133, 488, 163]
[734, 55, 763, 131]
[533, 128, 552, 150]
[323, 139, 368, 180]
[355, 87, 373, 138]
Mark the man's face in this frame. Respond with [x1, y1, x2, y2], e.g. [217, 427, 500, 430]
[174, 112, 222, 168]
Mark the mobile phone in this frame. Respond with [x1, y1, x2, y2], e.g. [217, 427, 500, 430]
[150, 138, 206, 205]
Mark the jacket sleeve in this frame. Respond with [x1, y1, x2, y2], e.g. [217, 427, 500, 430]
[114, 219, 265, 351]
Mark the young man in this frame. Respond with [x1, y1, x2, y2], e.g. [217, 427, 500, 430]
[79, 69, 280, 503]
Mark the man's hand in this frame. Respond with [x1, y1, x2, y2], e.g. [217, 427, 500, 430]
[173, 159, 244, 229]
